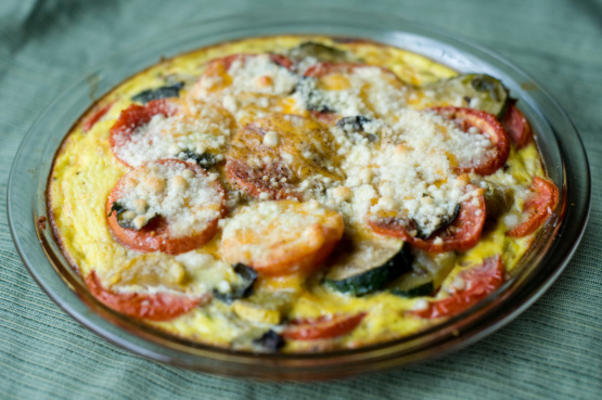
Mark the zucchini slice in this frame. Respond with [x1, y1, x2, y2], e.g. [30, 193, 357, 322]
[480, 180, 514, 220]
[324, 238, 412, 296]
[285, 41, 354, 63]
[390, 272, 434, 298]
[418, 73, 509, 117]
[131, 81, 185, 104]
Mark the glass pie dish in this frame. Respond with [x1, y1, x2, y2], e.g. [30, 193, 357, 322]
[7, 6, 590, 380]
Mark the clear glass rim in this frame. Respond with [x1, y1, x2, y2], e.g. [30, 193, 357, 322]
[7, 6, 590, 379]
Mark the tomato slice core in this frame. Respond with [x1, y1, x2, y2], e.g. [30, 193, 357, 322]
[502, 101, 532, 149]
[431, 106, 510, 175]
[282, 313, 366, 340]
[412, 255, 505, 319]
[369, 188, 486, 253]
[507, 176, 559, 237]
[83, 102, 113, 132]
[109, 99, 177, 167]
[106, 159, 225, 255]
[85, 270, 203, 321]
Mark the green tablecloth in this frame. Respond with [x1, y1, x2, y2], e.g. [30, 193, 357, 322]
[1, 0, 600, 398]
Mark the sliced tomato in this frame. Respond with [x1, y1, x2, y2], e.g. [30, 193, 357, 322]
[209, 53, 293, 71]
[107, 159, 225, 255]
[109, 99, 178, 167]
[431, 106, 510, 175]
[303, 61, 397, 79]
[507, 176, 559, 237]
[501, 100, 532, 149]
[369, 187, 486, 253]
[225, 158, 301, 200]
[85, 270, 203, 321]
[412, 255, 505, 319]
[221, 200, 344, 276]
[82, 102, 113, 132]
[282, 313, 366, 340]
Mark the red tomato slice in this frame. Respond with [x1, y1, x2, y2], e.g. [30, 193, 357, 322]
[412, 255, 505, 319]
[282, 313, 366, 340]
[225, 158, 301, 201]
[85, 270, 203, 321]
[369, 187, 486, 253]
[431, 106, 510, 175]
[303, 61, 397, 79]
[501, 101, 532, 149]
[507, 176, 559, 237]
[82, 102, 113, 132]
[107, 159, 225, 255]
[209, 53, 293, 71]
[109, 99, 178, 167]
[308, 110, 340, 125]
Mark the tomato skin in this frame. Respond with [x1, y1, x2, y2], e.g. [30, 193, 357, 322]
[304, 61, 361, 77]
[225, 158, 302, 201]
[282, 313, 366, 340]
[109, 99, 177, 167]
[107, 159, 225, 255]
[369, 187, 486, 253]
[431, 106, 510, 175]
[412, 255, 505, 319]
[303, 61, 398, 79]
[85, 270, 204, 321]
[507, 177, 559, 237]
[83, 102, 113, 132]
[210, 53, 293, 71]
[502, 101, 532, 149]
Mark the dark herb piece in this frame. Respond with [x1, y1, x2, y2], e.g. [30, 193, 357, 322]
[336, 116, 376, 142]
[177, 149, 218, 170]
[307, 102, 334, 113]
[294, 77, 334, 114]
[413, 203, 461, 240]
[107, 201, 157, 230]
[131, 81, 185, 104]
[107, 201, 126, 218]
[336, 115, 370, 132]
[108, 201, 136, 230]
[213, 263, 258, 304]
[253, 329, 285, 351]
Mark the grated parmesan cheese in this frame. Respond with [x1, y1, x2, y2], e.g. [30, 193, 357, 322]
[113, 103, 232, 167]
[115, 161, 223, 238]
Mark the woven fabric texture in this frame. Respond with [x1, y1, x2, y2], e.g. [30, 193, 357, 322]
[0, 0, 600, 399]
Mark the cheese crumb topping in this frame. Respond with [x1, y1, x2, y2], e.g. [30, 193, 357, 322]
[113, 102, 231, 167]
[116, 161, 223, 238]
